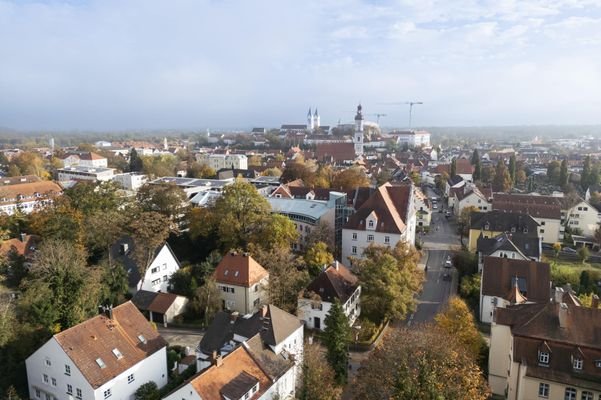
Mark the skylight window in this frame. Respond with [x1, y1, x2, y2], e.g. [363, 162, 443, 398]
[234, 271, 239, 277]
[224, 270, 229, 276]
[96, 358, 106, 368]
[112, 348, 123, 359]
[137, 334, 147, 344]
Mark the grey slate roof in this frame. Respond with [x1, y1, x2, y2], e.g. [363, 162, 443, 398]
[477, 232, 540, 260]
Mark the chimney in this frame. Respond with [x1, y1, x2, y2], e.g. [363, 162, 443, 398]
[211, 351, 223, 367]
[107, 305, 113, 320]
[230, 311, 239, 323]
[592, 295, 600, 309]
[261, 304, 268, 317]
[559, 303, 569, 329]
[20, 232, 26, 242]
[335, 260, 339, 271]
[243, 252, 249, 257]
[554, 287, 564, 304]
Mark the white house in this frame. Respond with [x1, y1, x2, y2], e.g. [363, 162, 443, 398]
[561, 198, 601, 237]
[57, 166, 115, 182]
[391, 130, 431, 148]
[413, 186, 431, 228]
[25, 302, 168, 400]
[479, 257, 550, 323]
[131, 290, 189, 326]
[165, 341, 296, 400]
[214, 252, 269, 315]
[112, 173, 148, 192]
[0, 180, 62, 216]
[342, 182, 416, 263]
[476, 232, 541, 271]
[196, 304, 304, 378]
[61, 152, 108, 169]
[196, 152, 248, 171]
[111, 240, 181, 294]
[297, 261, 360, 331]
[453, 185, 491, 216]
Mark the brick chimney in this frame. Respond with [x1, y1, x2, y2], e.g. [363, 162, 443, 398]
[592, 295, 599, 309]
[559, 303, 569, 329]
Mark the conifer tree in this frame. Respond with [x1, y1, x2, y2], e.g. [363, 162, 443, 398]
[323, 300, 351, 384]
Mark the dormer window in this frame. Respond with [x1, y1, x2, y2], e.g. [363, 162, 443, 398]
[484, 224, 490, 230]
[573, 358, 583, 370]
[96, 358, 106, 369]
[112, 348, 123, 359]
[523, 227, 528, 233]
[368, 220, 374, 228]
[511, 227, 516, 233]
[538, 351, 549, 365]
[595, 360, 601, 368]
[137, 334, 147, 344]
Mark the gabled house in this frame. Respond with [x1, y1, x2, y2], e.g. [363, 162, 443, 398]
[297, 261, 361, 331]
[413, 186, 431, 227]
[342, 182, 416, 262]
[25, 302, 168, 400]
[131, 290, 189, 326]
[477, 232, 541, 271]
[479, 257, 550, 323]
[214, 252, 269, 315]
[489, 298, 601, 400]
[468, 210, 540, 252]
[165, 339, 296, 400]
[110, 239, 181, 294]
[445, 174, 465, 199]
[195, 304, 303, 378]
[0, 180, 62, 215]
[453, 185, 491, 216]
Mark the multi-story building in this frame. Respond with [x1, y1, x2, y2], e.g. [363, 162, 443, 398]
[297, 261, 360, 331]
[25, 302, 168, 400]
[57, 166, 115, 182]
[213, 252, 269, 315]
[489, 296, 601, 400]
[390, 130, 431, 148]
[195, 152, 248, 171]
[413, 186, 431, 228]
[479, 257, 550, 323]
[61, 152, 108, 168]
[0, 180, 62, 215]
[342, 182, 416, 263]
[476, 232, 541, 271]
[468, 210, 540, 252]
[112, 172, 147, 191]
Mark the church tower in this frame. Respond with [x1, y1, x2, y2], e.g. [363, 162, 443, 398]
[307, 108, 314, 130]
[354, 104, 364, 156]
[313, 108, 320, 129]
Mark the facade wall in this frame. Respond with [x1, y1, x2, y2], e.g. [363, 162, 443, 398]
[478, 249, 529, 271]
[533, 217, 561, 244]
[488, 324, 513, 397]
[138, 245, 180, 293]
[196, 153, 248, 170]
[456, 194, 490, 216]
[518, 375, 601, 400]
[165, 296, 189, 323]
[57, 169, 114, 182]
[566, 201, 600, 237]
[26, 339, 167, 400]
[341, 228, 403, 264]
[79, 158, 108, 168]
[112, 173, 148, 191]
[297, 286, 361, 331]
[216, 276, 268, 315]
[468, 229, 504, 252]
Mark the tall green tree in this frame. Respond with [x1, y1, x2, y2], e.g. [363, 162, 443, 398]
[20, 240, 101, 332]
[129, 148, 143, 172]
[582, 156, 592, 190]
[137, 183, 189, 227]
[304, 241, 334, 277]
[84, 210, 126, 264]
[473, 158, 481, 181]
[300, 344, 342, 400]
[559, 159, 569, 187]
[331, 167, 370, 191]
[28, 199, 85, 245]
[508, 154, 516, 184]
[492, 159, 512, 192]
[134, 382, 160, 400]
[450, 158, 457, 177]
[64, 181, 124, 214]
[353, 243, 422, 323]
[128, 212, 171, 280]
[470, 149, 480, 166]
[323, 300, 351, 385]
[547, 160, 561, 184]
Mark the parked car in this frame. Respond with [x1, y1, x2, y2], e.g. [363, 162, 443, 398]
[562, 247, 577, 254]
[432, 204, 438, 209]
[444, 256, 452, 268]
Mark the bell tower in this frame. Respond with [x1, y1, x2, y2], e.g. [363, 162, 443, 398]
[354, 104, 364, 156]
[307, 108, 314, 130]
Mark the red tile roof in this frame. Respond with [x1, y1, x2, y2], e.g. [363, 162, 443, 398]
[53, 302, 167, 389]
[214, 253, 269, 288]
[316, 143, 356, 162]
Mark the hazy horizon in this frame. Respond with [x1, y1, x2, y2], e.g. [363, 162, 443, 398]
[1, 0, 601, 130]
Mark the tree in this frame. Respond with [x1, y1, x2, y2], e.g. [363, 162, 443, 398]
[141, 154, 178, 178]
[435, 171, 449, 192]
[457, 206, 478, 241]
[259, 214, 299, 251]
[187, 161, 216, 179]
[578, 246, 590, 264]
[323, 300, 351, 384]
[560, 159, 569, 187]
[28, 199, 85, 245]
[137, 183, 189, 226]
[84, 210, 126, 264]
[20, 240, 101, 331]
[473, 159, 481, 182]
[64, 181, 124, 214]
[353, 243, 422, 323]
[508, 154, 516, 184]
[262, 167, 282, 177]
[100, 261, 129, 306]
[516, 169, 527, 185]
[470, 149, 480, 165]
[553, 242, 562, 258]
[435, 297, 483, 360]
[331, 167, 370, 191]
[193, 276, 222, 325]
[299, 344, 342, 400]
[8, 152, 50, 179]
[546, 160, 561, 184]
[128, 212, 171, 280]
[281, 161, 314, 184]
[582, 156, 592, 190]
[353, 327, 490, 400]
[492, 159, 512, 192]
[304, 241, 334, 276]
[134, 382, 160, 400]
[450, 158, 457, 177]
[481, 165, 495, 184]
[129, 148, 143, 172]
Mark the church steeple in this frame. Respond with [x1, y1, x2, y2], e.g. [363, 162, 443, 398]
[307, 107, 314, 130]
[313, 108, 320, 129]
[354, 103, 364, 156]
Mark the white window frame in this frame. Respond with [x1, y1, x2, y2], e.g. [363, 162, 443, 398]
[538, 382, 549, 398]
[573, 358, 583, 370]
[538, 351, 549, 364]
[564, 387, 576, 400]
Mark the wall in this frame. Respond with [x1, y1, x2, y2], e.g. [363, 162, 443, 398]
[216, 282, 249, 314]
[566, 201, 600, 237]
[139, 245, 180, 293]
[456, 193, 490, 216]
[533, 217, 561, 244]
[488, 323, 513, 396]
[341, 228, 403, 264]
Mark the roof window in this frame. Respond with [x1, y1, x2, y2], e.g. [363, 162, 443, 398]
[224, 270, 229, 276]
[137, 334, 147, 344]
[112, 348, 123, 359]
[234, 271, 239, 277]
[96, 358, 106, 368]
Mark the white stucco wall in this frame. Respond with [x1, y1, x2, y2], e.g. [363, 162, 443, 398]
[138, 245, 180, 293]
[341, 229, 403, 264]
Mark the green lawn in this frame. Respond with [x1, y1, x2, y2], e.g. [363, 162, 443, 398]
[543, 256, 601, 292]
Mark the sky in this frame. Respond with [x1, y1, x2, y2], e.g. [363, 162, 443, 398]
[1, 0, 601, 130]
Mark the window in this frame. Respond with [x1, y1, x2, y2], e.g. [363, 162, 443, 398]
[254, 284, 259, 292]
[45, 394, 51, 400]
[151, 267, 159, 273]
[367, 234, 374, 242]
[127, 374, 135, 384]
[104, 389, 112, 399]
[384, 236, 390, 244]
[76, 388, 82, 399]
[582, 391, 593, 400]
[540, 229, 545, 233]
[51, 377, 57, 386]
[231, 287, 235, 294]
[138, 334, 147, 344]
[45, 359, 51, 367]
[541, 221, 546, 226]
[43, 374, 49, 384]
[368, 220, 374, 228]
[253, 298, 260, 307]
[538, 351, 549, 364]
[352, 233, 357, 240]
[67, 384, 73, 395]
[96, 358, 106, 368]
[35, 389, 41, 398]
[565, 387, 576, 400]
[573, 358, 583, 370]
[151, 278, 161, 286]
[112, 348, 123, 359]
[162, 275, 168, 282]
[162, 263, 167, 270]
[64, 364, 71, 376]
[352, 246, 357, 254]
